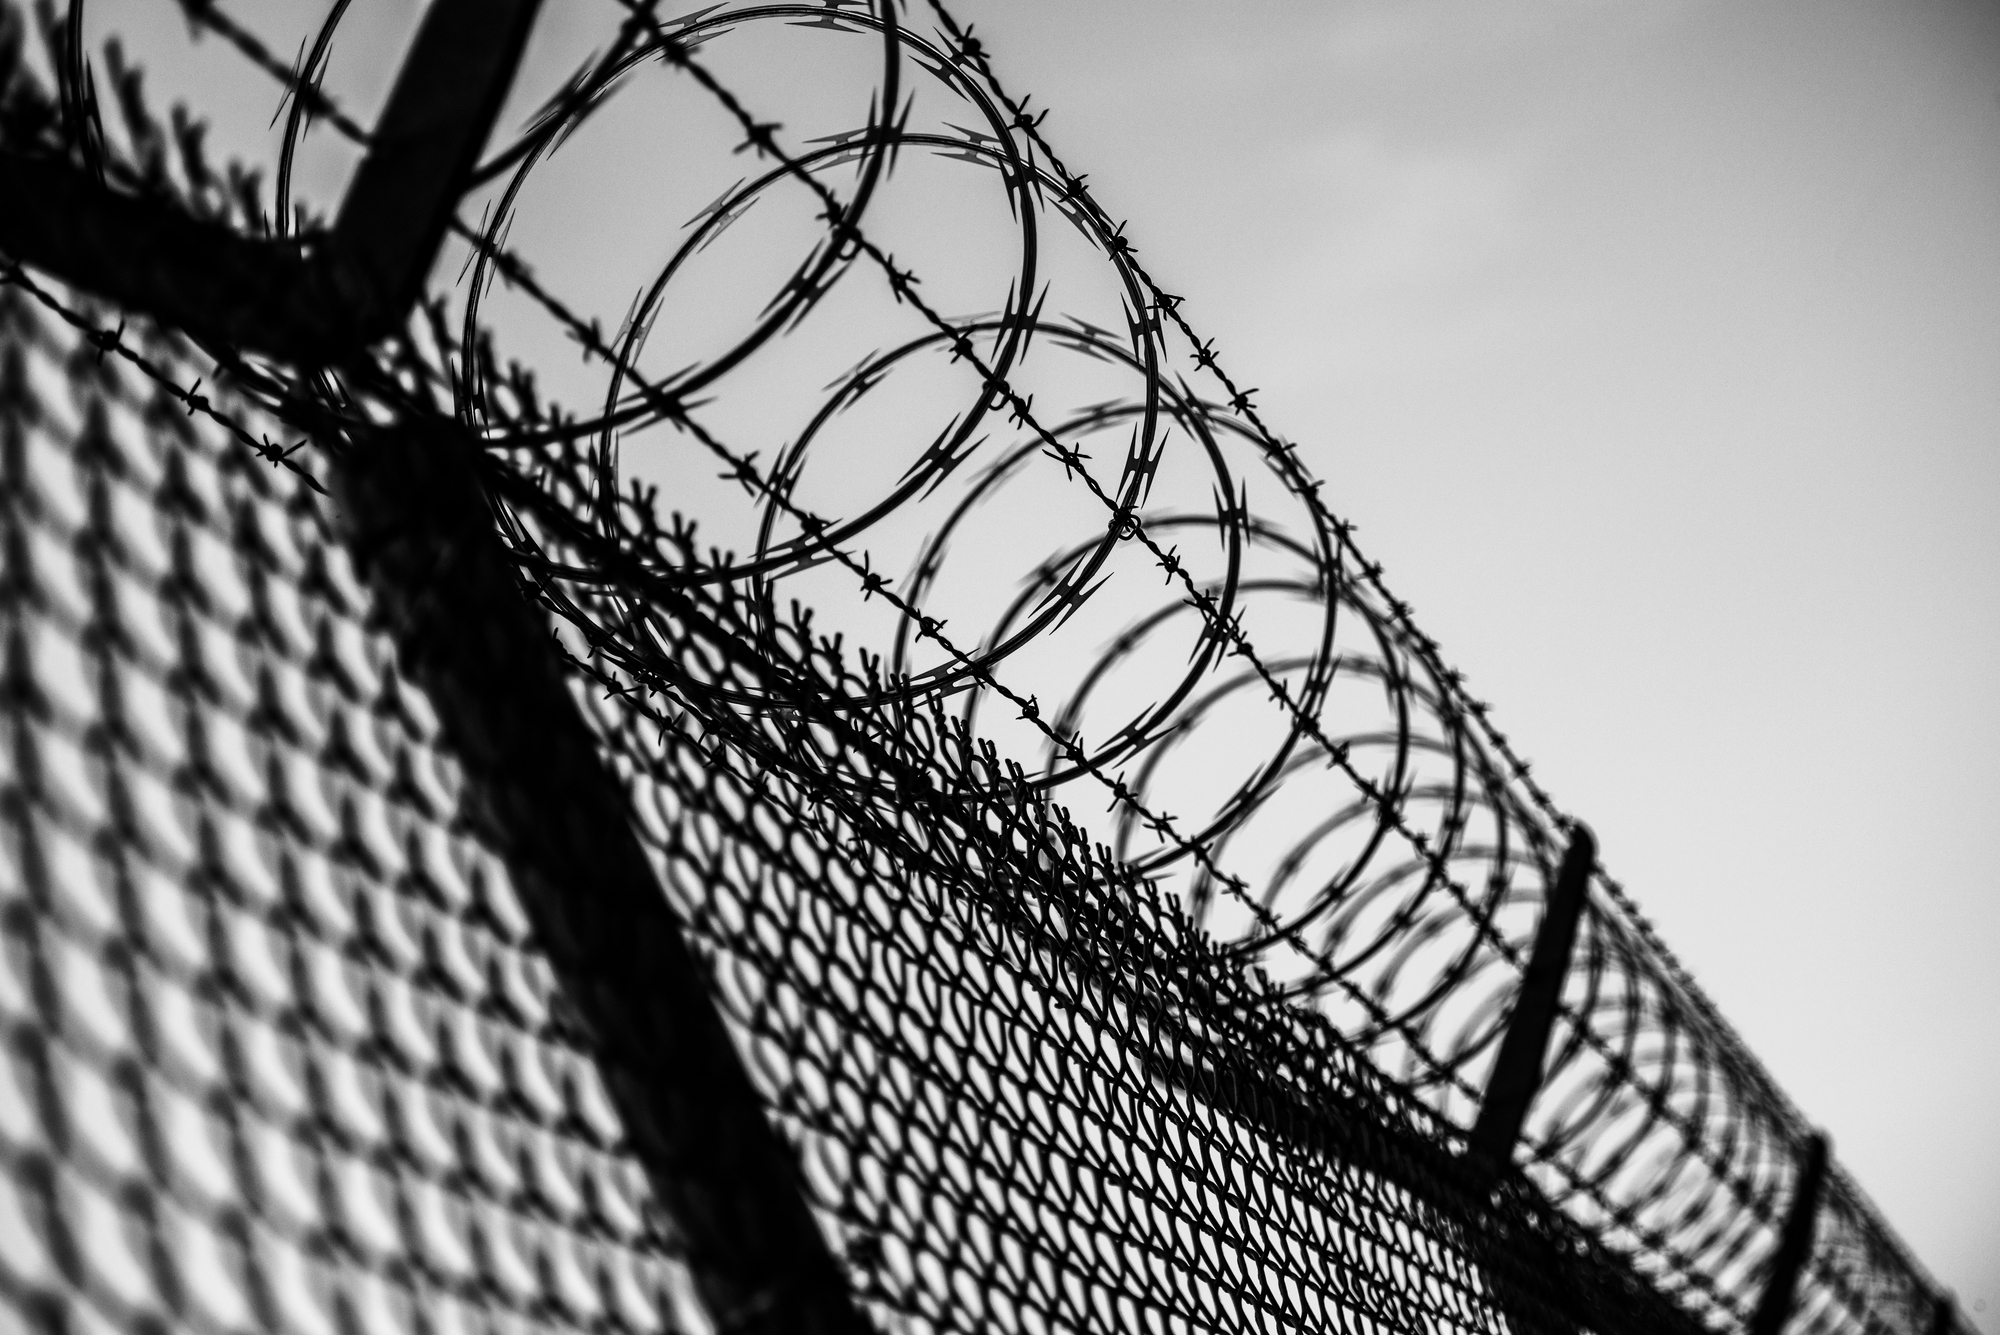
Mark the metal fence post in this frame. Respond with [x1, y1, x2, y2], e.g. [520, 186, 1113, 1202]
[1748, 1132, 1828, 1335]
[335, 421, 875, 1335]
[0, 0, 542, 361]
[1467, 824, 1596, 1183]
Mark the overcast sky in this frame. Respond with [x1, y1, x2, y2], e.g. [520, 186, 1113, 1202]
[952, 0, 2000, 1320]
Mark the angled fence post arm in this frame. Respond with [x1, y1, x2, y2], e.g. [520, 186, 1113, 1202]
[337, 422, 875, 1335]
[0, 0, 542, 361]
[1748, 1132, 1829, 1335]
[329, 0, 543, 331]
[1466, 824, 1596, 1184]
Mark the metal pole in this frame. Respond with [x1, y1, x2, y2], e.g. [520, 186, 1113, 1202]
[1748, 1132, 1828, 1335]
[0, 0, 542, 362]
[1467, 824, 1596, 1183]
[336, 422, 875, 1335]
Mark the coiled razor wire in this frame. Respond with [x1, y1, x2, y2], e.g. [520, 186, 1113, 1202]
[0, 2, 1967, 1333]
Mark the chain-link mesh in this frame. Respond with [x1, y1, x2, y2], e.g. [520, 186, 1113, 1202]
[3, 264, 1712, 1335]
[0, 290, 703, 1335]
[0, 1, 1973, 1333]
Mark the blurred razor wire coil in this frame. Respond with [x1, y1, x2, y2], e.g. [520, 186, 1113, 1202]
[0, 1, 1971, 1333]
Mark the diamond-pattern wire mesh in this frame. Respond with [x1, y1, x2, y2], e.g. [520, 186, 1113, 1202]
[0, 292, 699, 1335]
[0, 269, 1615, 1335]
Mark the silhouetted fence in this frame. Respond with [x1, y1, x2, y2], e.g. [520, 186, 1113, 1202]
[0, 2, 1967, 1333]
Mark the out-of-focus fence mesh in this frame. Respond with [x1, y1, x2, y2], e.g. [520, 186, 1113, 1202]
[0, 267, 1649, 1335]
[0, 288, 703, 1335]
[0, 2, 1969, 1334]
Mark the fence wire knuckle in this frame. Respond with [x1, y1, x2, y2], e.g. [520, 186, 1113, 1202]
[0, 2, 1969, 1334]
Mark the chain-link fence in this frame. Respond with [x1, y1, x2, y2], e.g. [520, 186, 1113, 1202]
[0, 2, 1970, 1333]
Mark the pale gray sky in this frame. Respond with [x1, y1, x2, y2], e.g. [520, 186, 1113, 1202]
[954, 0, 2000, 1319]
